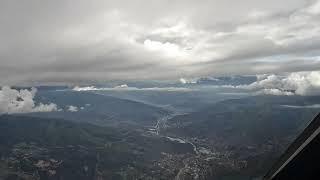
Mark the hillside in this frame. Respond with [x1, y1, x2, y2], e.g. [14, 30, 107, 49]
[0, 115, 195, 180]
[165, 95, 320, 146]
[30, 90, 169, 127]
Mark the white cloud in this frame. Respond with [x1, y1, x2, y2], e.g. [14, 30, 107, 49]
[73, 86, 98, 91]
[0, 86, 59, 114]
[179, 78, 197, 84]
[67, 105, 78, 112]
[238, 71, 320, 96]
[33, 103, 59, 112]
[72, 85, 194, 92]
[281, 104, 320, 108]
[114, 84, 129, 88]
[143, 39, 188, 58]
[179, 78, 187, 84]
[256, 74, 270, 81]
[285, 71, 320, 95]
[257, 88, 294, 96]
[243, 75, 285, 90]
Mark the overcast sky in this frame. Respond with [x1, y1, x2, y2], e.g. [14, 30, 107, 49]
[1, 0, 320, 85]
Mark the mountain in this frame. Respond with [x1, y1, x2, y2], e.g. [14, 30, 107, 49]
[95, 88, 249, 113]
[195, 75, 257, 86]
[165, 95, 320, 146]
[30, 90, 169, 127]
[2, 88, 319, 179]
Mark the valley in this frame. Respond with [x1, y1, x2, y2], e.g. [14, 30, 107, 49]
[0, 88, 319, 180]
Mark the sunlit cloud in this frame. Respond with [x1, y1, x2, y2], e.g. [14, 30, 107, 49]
[0, 87, 59, 114]
[237, 71, 320, 96]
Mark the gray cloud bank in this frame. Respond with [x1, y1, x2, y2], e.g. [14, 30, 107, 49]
[0, 87, 59, 114]
[1, 0, 320, 85]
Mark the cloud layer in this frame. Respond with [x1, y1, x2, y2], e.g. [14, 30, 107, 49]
[1, 0, 320, 85]
[0, 86, 59, 114]
[281, 104, 320, 108]
[239, 71, 320, 96]
[72, 85, 194, 92]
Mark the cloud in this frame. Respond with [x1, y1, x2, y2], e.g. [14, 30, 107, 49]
[72, 85, 194, 92]
[114, 84, 129, 88]
[256, 89, 294, 96]
[33, 103, 60, 112]
[179, 78, 197, 84]
[305, 0, 320, 14]
[238, 71, 320, 96]
[67, 105, 78, 112]
[281, 104, 320, 108]
[1, 0, 320, 85]
[143, 39, 188, 58]
[179, 78, 187, 84]
[0, 86, 59, 114]
[73, 86, 98, 91]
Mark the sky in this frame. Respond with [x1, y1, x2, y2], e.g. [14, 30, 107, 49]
[1, 0, 320, 85]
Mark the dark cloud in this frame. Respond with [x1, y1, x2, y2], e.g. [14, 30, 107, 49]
[0, 0, 319, 85]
